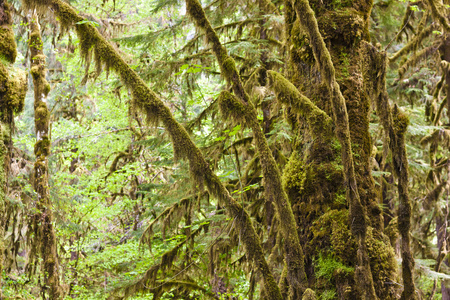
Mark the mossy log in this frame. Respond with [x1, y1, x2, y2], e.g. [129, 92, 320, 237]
[22, 0, 282, 298]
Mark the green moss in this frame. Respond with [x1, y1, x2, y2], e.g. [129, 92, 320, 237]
[393, 106, 409, 135]
[30, 66, 40, 79]
[283, 151, 309, 195]
[217, 91, 247, 125]
[316, 253, 354, 281]
[267, 71, 333, 138]
[34, 136, 51, 156]
[310, 209, 397, 299]
[3, 67, 27, 115]
[366, 227, 397, 298]
[302, 288, 317, 300]
[384, 217, 398, 247]
[317, 9, 365, 46]
[222, 57, 238, 80]
[0, 2, 17, 63]
[35, 102, 50, 126]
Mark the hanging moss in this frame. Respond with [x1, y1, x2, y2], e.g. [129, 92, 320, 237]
[217, 91, 248, 125]
[389, 24, 438, 62]
[426, 0, 450, 31]
[267, 70, 333, 138]
[185, 0, 308, 297]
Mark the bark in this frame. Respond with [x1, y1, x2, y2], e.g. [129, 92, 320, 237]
[29, 15, 62, 299]
[23, 0, 282, 298]
[185, 0, 307, 296]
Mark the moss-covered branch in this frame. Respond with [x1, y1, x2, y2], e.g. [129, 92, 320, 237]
[362, 41, 418, 300]
[24, 0, 281, 298]
[389, 24, 437, 62]
[185, 0, 307, 297]
[398, 45, 438, 78]
[426, 0, 450, 31]
[29, 15, 62, 299]
[289, 0, 377, 298]
[266, 70, 333, 138]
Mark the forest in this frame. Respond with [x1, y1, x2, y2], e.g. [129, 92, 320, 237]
[2, 0, 450, 299]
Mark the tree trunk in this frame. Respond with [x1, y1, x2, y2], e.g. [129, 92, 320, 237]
[29, 15, 62, 299]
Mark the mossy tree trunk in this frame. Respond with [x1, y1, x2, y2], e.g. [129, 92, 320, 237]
[29, 15, 62, 299]
[284, 0, 379, 298]
[363, 43, 417, 300]
[23, 0, 283, 298]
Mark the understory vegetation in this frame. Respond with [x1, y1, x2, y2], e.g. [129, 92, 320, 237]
[2, 0, 450, 299]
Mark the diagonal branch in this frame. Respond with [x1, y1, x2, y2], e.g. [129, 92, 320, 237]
[185, 0, 308, 297]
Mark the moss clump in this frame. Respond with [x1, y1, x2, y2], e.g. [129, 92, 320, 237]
[317, 9, 365, 46]
[0, 2, 26, 121]
[384, 217, 398, 247]
[2, 67, 27, 115]
[282, 151, 309, 197]
[34, 136, 51, 157]
[310, 209, 397, 299]
[316, 253, 354, 281]
[267, 71, 333, 138]
[35, 102, 50, 132]
[0, 2, 17, 63]
[302, 288, 317, 300]
[393, 105, 409, 136]
[366, 227, 397, 298]
[217, 91, 247, 125]
[311, 210, 356, 263]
